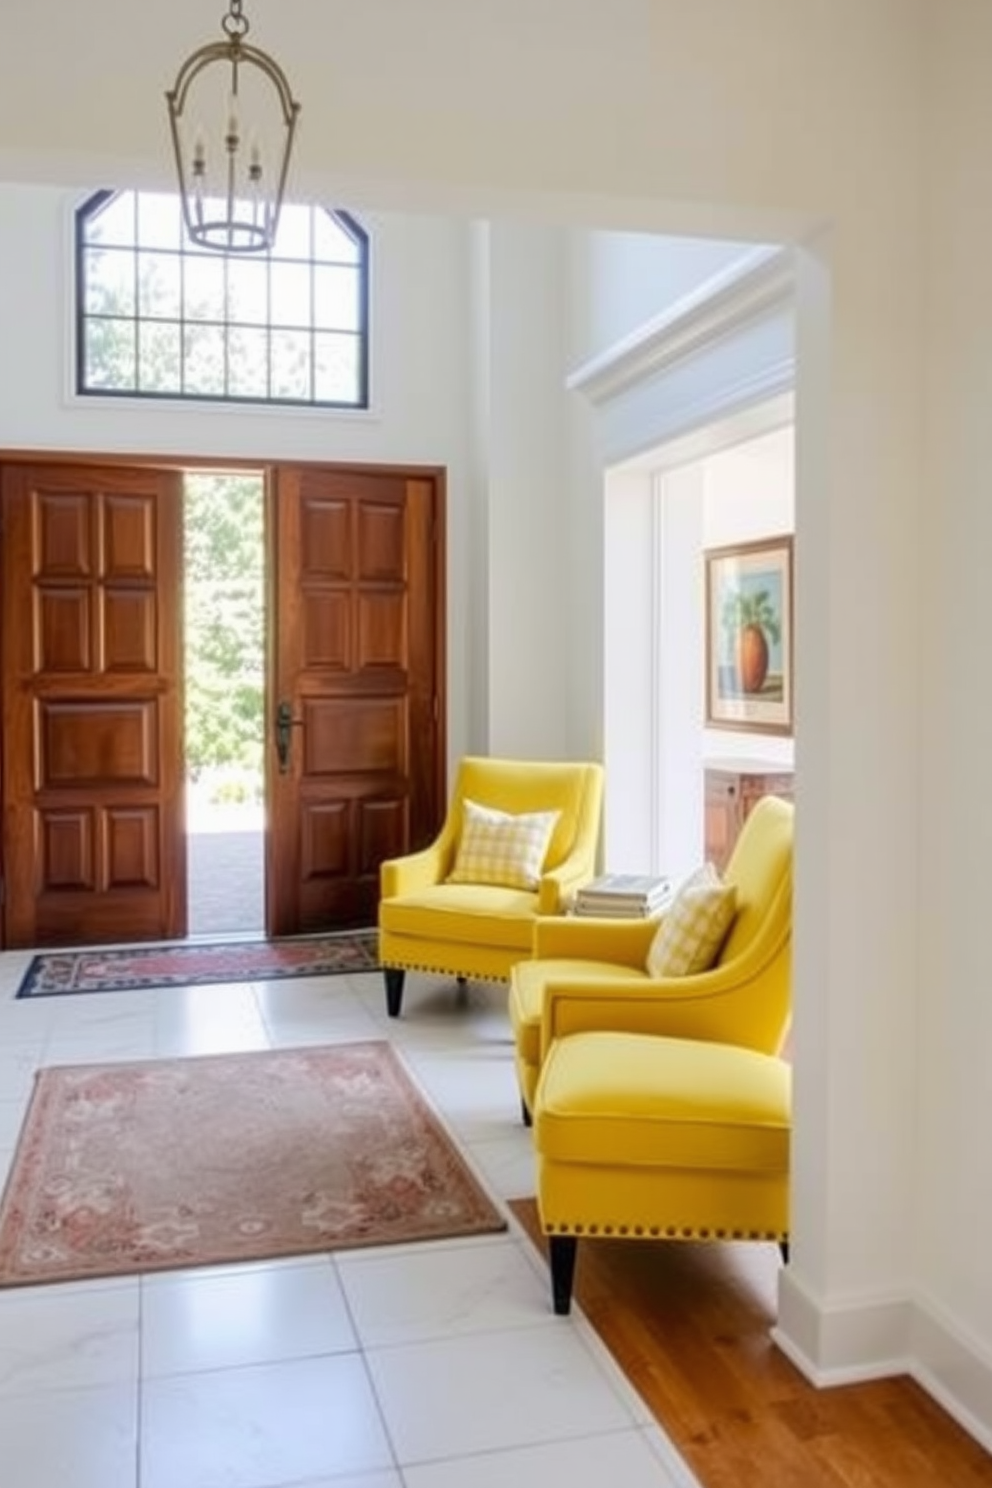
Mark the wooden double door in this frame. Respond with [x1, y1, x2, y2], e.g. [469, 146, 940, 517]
[0, 458, 445, 949]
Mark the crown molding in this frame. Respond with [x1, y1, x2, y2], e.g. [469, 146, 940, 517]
[566, 245, 796, 407]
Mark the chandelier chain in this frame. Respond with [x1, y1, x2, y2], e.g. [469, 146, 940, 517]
[222, 0, 250, 42]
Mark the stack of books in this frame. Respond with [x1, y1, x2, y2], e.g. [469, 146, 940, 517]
[572, 873, 671, 918]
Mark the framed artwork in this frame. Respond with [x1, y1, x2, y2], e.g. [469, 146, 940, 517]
[705, 535, 794, 735]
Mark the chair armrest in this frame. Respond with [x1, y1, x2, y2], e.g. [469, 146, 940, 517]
[539, 961, 762, 1054]
[537, 853, 596, 915]
[380, 841, 449, 897]
[537, 863, 582, 915]
[531, 913, 659, 965]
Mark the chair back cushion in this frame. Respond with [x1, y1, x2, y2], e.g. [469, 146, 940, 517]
[453, 757, 602, 871]
[645, 863, 737, 977]
[717, 795, 793, 965]
[447, 799, 559, 889]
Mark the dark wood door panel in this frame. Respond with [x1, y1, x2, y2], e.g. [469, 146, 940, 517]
[357, 592, 407, 670]
[300, 696, 407, 775]
[33, 490, 93, 576]
[37, 803, 160, 889]
[301, 590, 351, 670]
[37, 589, 91, 672]
[294, 786, 412, 930]
[102, 493, 156, 578]
[355, 499, 407, 579]
[41, 699, 159, 785]
[104, 591, 158, 671]
[267, 464, 445, 935]
[1, 462, 185, 948]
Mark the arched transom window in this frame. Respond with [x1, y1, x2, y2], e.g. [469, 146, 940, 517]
[75, 190, 369, 408]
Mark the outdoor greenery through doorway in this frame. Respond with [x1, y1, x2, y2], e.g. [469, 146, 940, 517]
[184, 471, 266, 937]
[184, 471, 265, 806]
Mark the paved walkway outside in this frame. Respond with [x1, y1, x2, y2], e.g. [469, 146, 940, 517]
[187, 801, 264, 939]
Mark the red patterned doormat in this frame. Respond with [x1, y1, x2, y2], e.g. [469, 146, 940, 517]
[15, 930, 380, 999]
[0, 1042, 507, 1287]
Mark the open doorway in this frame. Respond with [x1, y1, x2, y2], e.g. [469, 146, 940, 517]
[183, 471, 265, 937]
[602, 398, 795, 884]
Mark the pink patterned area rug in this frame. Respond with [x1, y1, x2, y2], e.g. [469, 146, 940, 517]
[15, 930, 379, 999]
[0, 1042, 506, 1287]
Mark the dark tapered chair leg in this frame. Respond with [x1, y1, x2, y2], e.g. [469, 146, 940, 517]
[549, 1234, 578, 1316]
[521, 1098, 532, 1128]
[779, 1239, 790, 1264]
[384, 968, 406, 1018]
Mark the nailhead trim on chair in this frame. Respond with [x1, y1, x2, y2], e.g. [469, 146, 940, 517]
[381, 957, 511, 984]
[544, 1221, 788, 1241]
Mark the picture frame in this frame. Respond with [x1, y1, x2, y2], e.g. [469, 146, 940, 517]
[705, 534, 794, 735]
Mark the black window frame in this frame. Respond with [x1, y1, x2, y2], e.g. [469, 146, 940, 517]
[74, 190, 370, 411]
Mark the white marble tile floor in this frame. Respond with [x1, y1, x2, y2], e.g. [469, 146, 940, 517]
[0, 955, 702, 1488]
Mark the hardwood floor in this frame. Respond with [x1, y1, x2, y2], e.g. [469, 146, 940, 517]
[510, 1199, 992, 1487]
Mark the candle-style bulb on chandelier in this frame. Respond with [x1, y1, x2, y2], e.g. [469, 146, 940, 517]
[166, 0, 300, 252]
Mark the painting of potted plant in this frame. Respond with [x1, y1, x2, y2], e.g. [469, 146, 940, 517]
[705, 535, 794, 734]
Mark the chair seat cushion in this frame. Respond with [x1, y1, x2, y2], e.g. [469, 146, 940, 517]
[534, 1031, 790, 1173]
[380, 883, 539, 950]
[508, 957, 646, 1066]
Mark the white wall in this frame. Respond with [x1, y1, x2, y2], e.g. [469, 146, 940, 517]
[567, 230, 755, 367]
[3, 0, 992, 1451]
[0, 185, 479, 775]
[702, 426, 794, 545]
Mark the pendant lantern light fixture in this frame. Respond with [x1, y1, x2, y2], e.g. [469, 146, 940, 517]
[166, 0, 300, 252]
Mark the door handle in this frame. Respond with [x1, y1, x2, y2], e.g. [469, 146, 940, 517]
[274, 700, 302, 774]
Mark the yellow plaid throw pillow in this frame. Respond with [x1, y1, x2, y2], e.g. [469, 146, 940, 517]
[447, 798, 559, 890]
[645, 862, 737, 977]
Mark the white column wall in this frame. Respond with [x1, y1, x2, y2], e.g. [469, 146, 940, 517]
[466, 222, 494, 754]
[913, 0, 992, 1433]
[777, 219, 922, 1376]
[483, 221, 571, 759]
[563, 390, 608, 759]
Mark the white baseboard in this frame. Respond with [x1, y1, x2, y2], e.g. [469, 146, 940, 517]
[911, 1296, 992, 1455]
[773, 1270, 992, 1453]
[773, 1267, 912, 1384]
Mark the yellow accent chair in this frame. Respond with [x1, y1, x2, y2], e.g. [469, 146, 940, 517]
[532, 1029, 791, 1313]
[377, 756, 605, 1017]
[509, 794, 793, 1118]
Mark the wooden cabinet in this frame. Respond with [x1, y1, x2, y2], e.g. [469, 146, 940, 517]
[704, 761, 794, 872]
